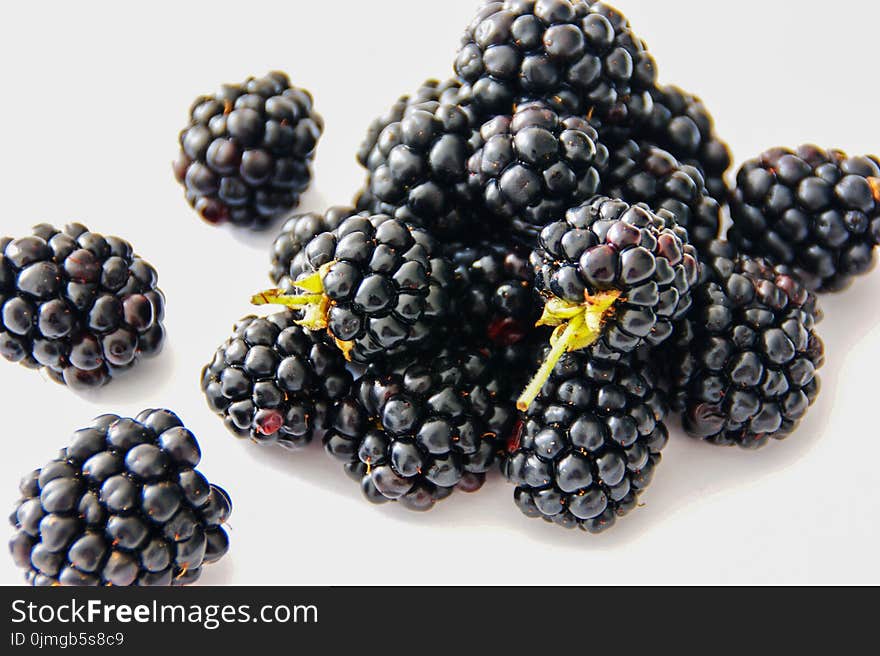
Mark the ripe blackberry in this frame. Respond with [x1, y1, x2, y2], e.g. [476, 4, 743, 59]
[253, 213, 455, 364]
[9, 410, 231, 586]
[729, 145, 880, 292]
[355, 95, 481, 238]
[455, 0, 657, 124]
[504, 350, 668, 533]
[665, 241, 824, 448]
[173, 71, 322, 229]
[0, 223, 165, 390]
[521, 196, 698, 411]
[201, 310, 352, 449]
[444, 240, 539, 346]
[467, 102, 608, 237]
[323, 346, 518, 510]
[269, 206, 355, 291]
[604, 140, 724, 253]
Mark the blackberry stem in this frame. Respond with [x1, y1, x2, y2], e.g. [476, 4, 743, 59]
[251, 266, 334, 331]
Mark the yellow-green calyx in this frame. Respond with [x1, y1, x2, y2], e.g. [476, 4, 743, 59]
[251, 262, 342, 342]
[516, 290, 621, 413]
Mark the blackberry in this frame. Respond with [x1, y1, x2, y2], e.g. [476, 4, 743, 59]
[520, 196, 698, 410]
[9, 410, 231, 586]
[604, 140, 724, 253]
[665, 241, 824, 448]
[173, 71, 322, 229]
[201, 310, 352, 449]
[642, 85, 732, 203]
[269, 206, 355, 291]
[467, 102, 608, 237]
[252, 213, 454, 364]
[729, 145, 880, 292]
[504, 349, 668, 533]
[444, 240, 539, 346]
[455, 0, 657, 125]
[323, 346, 518, 510]
[0, 223, 165, 390]
[355, 94, 481, 238]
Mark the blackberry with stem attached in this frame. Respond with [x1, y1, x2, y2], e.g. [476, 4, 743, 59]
[504, 349, 668, 534]
[269, 206, 355, 291]
[663, 241, 824, 448]
[729, 145, 880, 292]
[0, 223, 165, 390]
[520, 196, 698, 412]
[603, 140, 724, 253]
[455, 0, 657, 125]
[323, 345, 518, 511]
[173, 71, 322, 229]
[467, 102, 608, 238]
[9, 410, 231, 586]
[252, 213, 455, 364]
[201, 310, 352, 449]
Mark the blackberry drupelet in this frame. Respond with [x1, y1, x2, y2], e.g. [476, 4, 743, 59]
[642, 85, 732, 203]
[9, 410, 231, 586]
[467, 102, 608, 237]
[455, 0, 657, 124]
[444, 240, 539, 346]
[269, 206, 355, 291]
[665, 240, 824, 448]
[0, 223, 165, 390]
[729, 145, 880, 292]
[252, 213, 455, 364]
[201, 310, 352, 449]
[355, 95, 481, 238]
[520, 196, 698, 410]
[323, 346, 518, 510]
[173, 71, 322, 229]
[604, 140, 723, 253]
[504, 349, 668, 533]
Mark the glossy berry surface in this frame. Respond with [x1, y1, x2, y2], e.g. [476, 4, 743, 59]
[504, 350, 668, 533]
[8, 410, 231, 586]
[455, 0, 657, 124]
[468, 102, 607, 236]
[173, 71, 322, 229]
[729, 145, 880, 292]
[0, 223, 165, 390]
[269, 206, 355, 291]
[531, 196, 699, 358]
[323, 346, 518, 510]
[664, 241, 825, 448]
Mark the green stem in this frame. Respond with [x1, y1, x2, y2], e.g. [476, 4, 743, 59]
[517, 317, 586, 412]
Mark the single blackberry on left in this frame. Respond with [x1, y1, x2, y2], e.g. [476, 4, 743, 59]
[173, 71, 323, 229]
[0, 223, 165, 390]
[9, 410, 231, 586]
[201, 310, 352, 449]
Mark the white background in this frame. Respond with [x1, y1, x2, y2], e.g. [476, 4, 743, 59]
[1, 0, 878, 586]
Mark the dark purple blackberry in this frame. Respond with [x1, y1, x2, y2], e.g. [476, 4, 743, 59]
[521, 196, 698, 410]
[9, 409, 231, 586]
[729, 145, 880, 292]
[467, 102, 608, 237]
[355, 94, 481, 239]
[269, 206, 355, 291]
[444, 240, 539, 347]
[603, 140, 723, 253]
[0, 223, 165, 390]
[173, 71, 322, 229]
[504, 349, 668, 533]
[323, 346, 518, 510]
[664, 241, 824, 449]
[201, 310, 352, 449]
[455, 0, 657, 125]
[642, 85, 732, 203]
[252, 213, 455, 364]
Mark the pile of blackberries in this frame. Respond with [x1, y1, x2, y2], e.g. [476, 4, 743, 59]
[6, 1, 880, 587]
